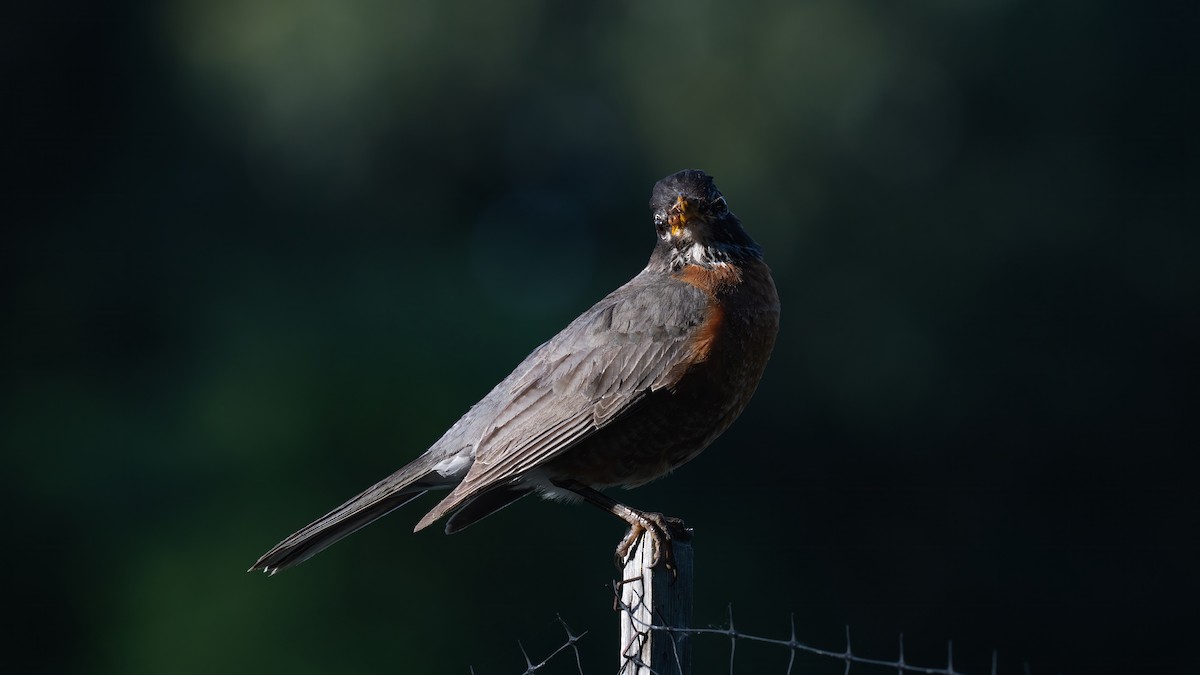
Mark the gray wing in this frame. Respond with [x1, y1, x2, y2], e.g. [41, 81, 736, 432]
[413, 271, 712, 529]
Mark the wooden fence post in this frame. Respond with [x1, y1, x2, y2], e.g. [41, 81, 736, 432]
[618, 535, 694, 675]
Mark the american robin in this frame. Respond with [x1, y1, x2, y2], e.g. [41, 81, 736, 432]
[250, 169, 780, 574]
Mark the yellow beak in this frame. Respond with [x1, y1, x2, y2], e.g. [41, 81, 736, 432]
[667, 195, 691, 238]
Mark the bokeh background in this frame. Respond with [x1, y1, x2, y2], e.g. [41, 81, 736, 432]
[4, 1, 1196, 673]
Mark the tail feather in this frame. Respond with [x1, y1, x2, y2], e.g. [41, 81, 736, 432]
[250, 459, 448, 574]
[443, 487, 531, 534]
[251, 490, 427, 574]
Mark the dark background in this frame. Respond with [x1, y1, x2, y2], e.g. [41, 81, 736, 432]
[4, 1, 1197, 673]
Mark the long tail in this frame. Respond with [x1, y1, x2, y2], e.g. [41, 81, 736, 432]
[250, 461, 441, 575]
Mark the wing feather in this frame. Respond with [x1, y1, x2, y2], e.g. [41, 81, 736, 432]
[414, 273, 713, 529]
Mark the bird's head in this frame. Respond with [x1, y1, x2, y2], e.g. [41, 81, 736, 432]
[648, 170, 760, 269]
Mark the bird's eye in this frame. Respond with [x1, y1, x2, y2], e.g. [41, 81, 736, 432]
[654, 213, 666, 225]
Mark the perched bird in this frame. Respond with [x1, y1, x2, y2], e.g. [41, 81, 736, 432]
[250, 169, 780, 575]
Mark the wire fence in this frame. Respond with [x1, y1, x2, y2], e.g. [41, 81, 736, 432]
[473, 539, 1030, 675]
[487, 604, 1031, 675]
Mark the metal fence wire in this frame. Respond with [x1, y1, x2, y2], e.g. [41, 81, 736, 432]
[485, 607, 1031, 675]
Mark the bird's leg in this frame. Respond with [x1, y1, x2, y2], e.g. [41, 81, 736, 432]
[553, 479, 691, 574]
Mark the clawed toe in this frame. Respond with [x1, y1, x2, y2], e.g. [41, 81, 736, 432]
[614, 523, 646, 567]
[613, 512, 689, 577]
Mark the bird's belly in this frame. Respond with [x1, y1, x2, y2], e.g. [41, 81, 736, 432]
[540, 394, 718, 488]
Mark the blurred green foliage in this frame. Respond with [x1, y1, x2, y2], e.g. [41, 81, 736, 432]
[3, 0, 1196, 673]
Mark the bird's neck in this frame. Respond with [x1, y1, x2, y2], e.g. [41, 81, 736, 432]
[648, 223, 762, 274]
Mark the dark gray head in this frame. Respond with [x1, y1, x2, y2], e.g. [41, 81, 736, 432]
[648, 169, 760, 269]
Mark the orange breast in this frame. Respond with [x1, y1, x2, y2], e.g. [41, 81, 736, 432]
[676, 263, 744, 363]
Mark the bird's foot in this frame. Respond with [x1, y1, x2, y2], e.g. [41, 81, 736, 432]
[549, 480, 692, 576]
[615, 512, 691, 576]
